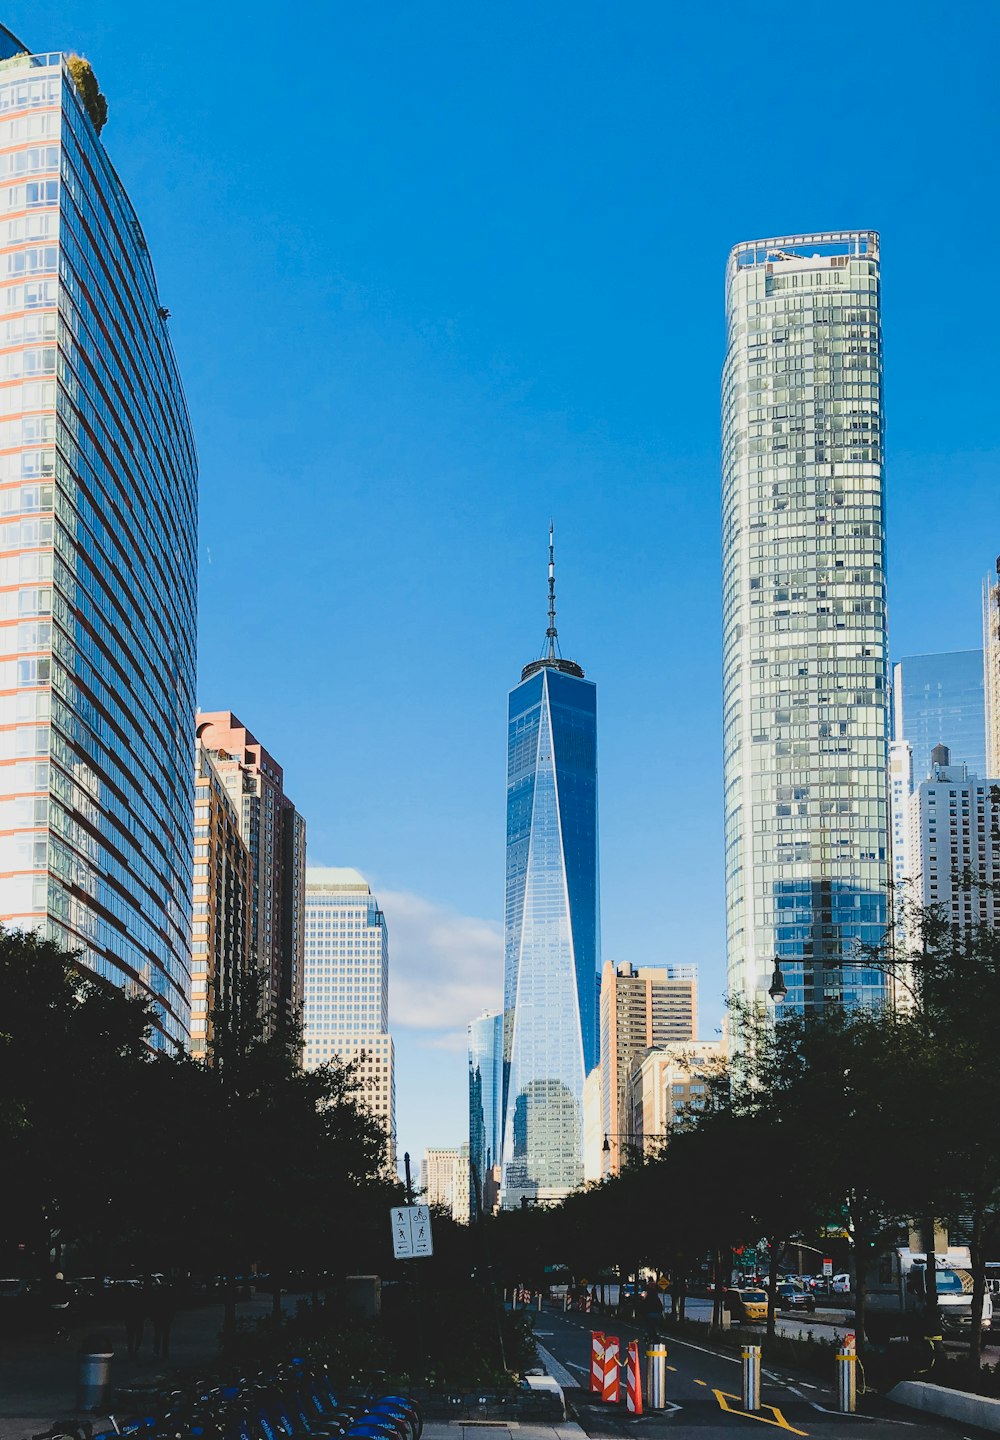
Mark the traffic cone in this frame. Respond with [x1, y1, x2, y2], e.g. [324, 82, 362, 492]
[625, 1341, 642, 1414]
[590, 1331, 605, 1392]
[602, 1334, 621, 1403]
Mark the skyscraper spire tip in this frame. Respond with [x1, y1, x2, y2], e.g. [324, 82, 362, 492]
[546, 522, 558, 660]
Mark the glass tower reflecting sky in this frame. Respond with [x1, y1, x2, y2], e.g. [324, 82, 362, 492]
[722, 233, 888, 1015]
[500, 531, 599, 1207]
[892, 651, 986, 783]
[0, 35, 197, 1046]
[468, 1008, 502, 1218]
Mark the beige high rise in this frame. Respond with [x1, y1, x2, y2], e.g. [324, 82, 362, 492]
[598, 962, 696, 1175]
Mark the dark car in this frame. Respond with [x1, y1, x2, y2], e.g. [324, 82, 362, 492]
[776, 1282, 816, 1313]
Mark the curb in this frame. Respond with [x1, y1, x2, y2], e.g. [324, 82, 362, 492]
[888, 1379, 1000, 1433]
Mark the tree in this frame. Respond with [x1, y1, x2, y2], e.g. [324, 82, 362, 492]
[0, 929, 154, 1272]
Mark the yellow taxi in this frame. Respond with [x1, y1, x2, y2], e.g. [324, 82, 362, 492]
[725, 1288, 768, 1323]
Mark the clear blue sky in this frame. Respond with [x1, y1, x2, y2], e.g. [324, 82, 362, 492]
[13, 1, 999, 1168]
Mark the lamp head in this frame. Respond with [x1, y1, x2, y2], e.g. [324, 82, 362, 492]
[768, 956, 788, 1004]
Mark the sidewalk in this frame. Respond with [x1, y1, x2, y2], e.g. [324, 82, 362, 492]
[0, 1291, 296, 1439]
[423, 1426, 584, 1440]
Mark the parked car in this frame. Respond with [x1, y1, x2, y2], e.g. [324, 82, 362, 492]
[725, 1288, 768, 1324]
[776, 1282, 816, 1312]
[831, 1273, 851, 1294]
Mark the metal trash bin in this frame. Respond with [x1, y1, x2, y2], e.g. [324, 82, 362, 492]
[78, 1334, 114, 1411]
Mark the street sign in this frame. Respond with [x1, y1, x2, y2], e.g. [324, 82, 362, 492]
[390, 1203, 434, 1259]
[822, 1257, 833, 1277]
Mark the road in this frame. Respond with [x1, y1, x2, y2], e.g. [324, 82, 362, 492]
[527, 1305, 992, 1439]
[680, 1298, 853, 1345]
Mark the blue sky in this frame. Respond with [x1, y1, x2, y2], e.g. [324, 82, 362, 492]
[12, 1, 999, 1167]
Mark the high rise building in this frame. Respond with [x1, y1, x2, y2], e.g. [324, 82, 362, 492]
[598, 962, 697, 1176]
[722, 231, 889, 1014]
[888, 739, 913, 886]
[421, 1147, 459, 1210]
[984, 558, 1000, 779]
[468, 1009, 502, 1219]
[582, 1066, 603, 1184]
[501, 529, 600, 1207]
[0, 33, 197, 1046]
[190, 743, 254, 1060]
[302, 867, 395, 1164]
[451, 1143, 471, 1225]
[195, 713, 306, 1032]
[892, 652, 986, 783]
[622, 1040, 727, 1154]
[905, 745, 1000, 932]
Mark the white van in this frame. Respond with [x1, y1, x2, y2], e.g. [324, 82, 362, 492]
[865, 1248, 993, 1339]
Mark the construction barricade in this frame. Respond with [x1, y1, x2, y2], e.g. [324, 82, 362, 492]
[601, 1334, 621, 1403]
[590, 1332, 605, 1392]
[625, 1340, 642, 1414]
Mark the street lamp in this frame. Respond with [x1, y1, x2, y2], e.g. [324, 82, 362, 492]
[603, 1131, 640, 1153]
[768, 956, 788, 1004]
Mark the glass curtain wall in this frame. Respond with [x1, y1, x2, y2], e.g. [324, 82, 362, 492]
[501, 664, 598, 1206]
[721, 232, 888, 1015]
[0, 50, 197, 1045]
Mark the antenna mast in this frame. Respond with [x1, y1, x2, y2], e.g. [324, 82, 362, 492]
[546, 522, 559, 660]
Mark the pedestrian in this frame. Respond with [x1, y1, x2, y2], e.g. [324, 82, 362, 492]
[150, 1280, 175, 1359]
[45, 1271, 72, 1341]
[123, 1282, 146, 1359]
[640, 1281, 662, 1342]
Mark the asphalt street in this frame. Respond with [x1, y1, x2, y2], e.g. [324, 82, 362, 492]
[527, 1306, 994, 1439]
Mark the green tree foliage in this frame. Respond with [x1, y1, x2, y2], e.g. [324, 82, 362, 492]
[483, 925, 1000, 1368]
[66, 55, 108, 134]
[0, 930, 398, 1297]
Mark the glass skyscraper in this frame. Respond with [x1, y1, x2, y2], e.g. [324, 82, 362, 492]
[892, 651, 986, 784]
[468, 1009, 502, 1218]
[302, 868, 395, 1169]
[722, 233, 888, 1014]
[500, 533, 599, 1207]
[0, 34, 197, 1046]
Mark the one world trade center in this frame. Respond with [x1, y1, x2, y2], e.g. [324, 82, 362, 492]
[500, 529, 600, 1207]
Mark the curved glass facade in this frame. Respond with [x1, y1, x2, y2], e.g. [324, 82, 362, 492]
[501, 663, 599, 1206]
[468, 1009, 502, 1219]
[0, 53, 197, 1046]
[721, 232, 888, 1014]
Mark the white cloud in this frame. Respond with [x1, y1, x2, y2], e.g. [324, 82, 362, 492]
[380, 889, 502, 1035]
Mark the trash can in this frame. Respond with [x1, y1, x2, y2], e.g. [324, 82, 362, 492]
[78, 1334, 114, 1412]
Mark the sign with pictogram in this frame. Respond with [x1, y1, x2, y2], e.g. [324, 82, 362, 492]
[822, 1257, 833, 1277]
[390, 1203, 434, 1259]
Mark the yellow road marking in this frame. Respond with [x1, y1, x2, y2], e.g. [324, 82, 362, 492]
[712, 1389, 808, 1435]
[694, 1378, 707, 1386]
[666, 1364, 677, 1372]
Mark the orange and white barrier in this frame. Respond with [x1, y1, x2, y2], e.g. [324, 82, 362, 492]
[601, 1334, 621, 1403]
[590, 1331, 605, 1392]
[625, 1340, 642, 1414]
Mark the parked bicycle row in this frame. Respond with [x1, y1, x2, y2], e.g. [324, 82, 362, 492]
[28, 1359, 421, 1440]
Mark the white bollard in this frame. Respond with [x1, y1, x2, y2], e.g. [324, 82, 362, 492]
[537, 1291, 543, 1311]
[836, 1343, 857, 1413]
[646, 1344, 668, 1409]
[742, 1345, 761, 1412]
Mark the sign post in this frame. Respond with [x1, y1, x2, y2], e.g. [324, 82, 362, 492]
[390, 1204, 434, 1260]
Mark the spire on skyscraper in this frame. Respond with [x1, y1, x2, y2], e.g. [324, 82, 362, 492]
[545, 521, 559, 661]
[521, 523, 584, 682]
